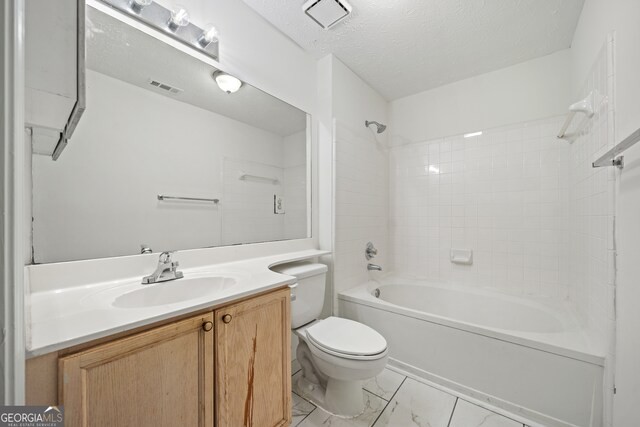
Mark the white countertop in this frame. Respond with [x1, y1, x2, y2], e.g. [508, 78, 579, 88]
[26, 249, 330, 357]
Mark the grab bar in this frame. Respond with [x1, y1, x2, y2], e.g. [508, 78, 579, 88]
[592, 127, 640, 169]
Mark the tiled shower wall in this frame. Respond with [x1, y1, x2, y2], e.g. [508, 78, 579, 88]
[387, 37, 616, 425]
[567, 37, 616, 426]
[389, 116, 571, 299]
[568, 39, 616, 353]
[334, 121, 389, 310]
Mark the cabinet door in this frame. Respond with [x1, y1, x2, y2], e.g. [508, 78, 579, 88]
[60, 313, 214, 427]
[215, 288, 291, 427]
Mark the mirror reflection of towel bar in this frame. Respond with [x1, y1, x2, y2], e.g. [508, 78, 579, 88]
[239, 174, 279, 184]
[157, 194, 220, 203]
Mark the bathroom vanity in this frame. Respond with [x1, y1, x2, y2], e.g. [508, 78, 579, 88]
[27, 287, 290, 427]
[24, 248, 329, 427]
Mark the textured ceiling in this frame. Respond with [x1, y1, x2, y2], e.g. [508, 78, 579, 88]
[242, 0, 584, 100]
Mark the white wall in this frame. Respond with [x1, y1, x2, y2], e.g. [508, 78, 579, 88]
[283, 131, 308, 239]
[334, 121, 389, 311]
[32, 70, 305, 263]
[316, 55, 335, 318]
[315, 54, 391, 317]
[571, 1, 640, 426]
[329, 56, 390, 311]
[568, 36, 616, 358]
[563, 39, 617, 427]
[389, 50, 573, 144]
[2, 0, 26, 403]
[332, 57, 388, 141]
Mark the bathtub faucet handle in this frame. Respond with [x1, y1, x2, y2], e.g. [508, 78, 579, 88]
[367, 263, 382, 271]
[365, 242, 378, 260]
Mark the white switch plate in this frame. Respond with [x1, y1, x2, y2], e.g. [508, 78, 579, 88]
[274, 195, 285, 214]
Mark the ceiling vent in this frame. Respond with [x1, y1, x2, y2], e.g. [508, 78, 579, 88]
[302, 0, 352, 30]
[148, 79, 183, 94]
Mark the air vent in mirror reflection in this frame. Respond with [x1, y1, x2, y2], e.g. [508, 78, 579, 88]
[148, 79, 183, 94]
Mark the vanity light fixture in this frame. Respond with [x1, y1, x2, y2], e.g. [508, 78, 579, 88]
[213, 71, 242, 94]
[168, 5, 190, 31]
[129, 0, 152, 13]
[464, 131, 483, 138]
[98, 0, 218, 60]
[198, 24, 219, 48]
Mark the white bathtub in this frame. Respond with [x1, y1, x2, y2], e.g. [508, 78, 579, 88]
[338, 277, 604, 427]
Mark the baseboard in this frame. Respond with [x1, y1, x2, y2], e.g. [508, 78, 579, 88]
[387, 358, 580, 427]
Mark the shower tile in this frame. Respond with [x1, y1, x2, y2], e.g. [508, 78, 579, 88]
[449, 399, 522, 427]
[373, 378, 456, 427]
[292, 392, 317, 426]
[296, 390, 386, 427]
[362, 368, 406, 400]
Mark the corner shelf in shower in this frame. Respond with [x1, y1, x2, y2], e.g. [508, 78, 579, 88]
[239, 174, 280, 185]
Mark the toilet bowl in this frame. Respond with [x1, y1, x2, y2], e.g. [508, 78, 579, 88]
[294, 317, 388, 417]
[271, 262, 389, 418]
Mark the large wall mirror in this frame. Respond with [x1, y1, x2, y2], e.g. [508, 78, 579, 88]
[31, 6, 311, 263]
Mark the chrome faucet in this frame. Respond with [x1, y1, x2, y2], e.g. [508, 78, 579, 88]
[367, 263, 383, 271]
[142, 251, 184, 284]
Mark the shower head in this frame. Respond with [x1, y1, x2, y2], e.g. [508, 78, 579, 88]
[365, 120, 387, 134]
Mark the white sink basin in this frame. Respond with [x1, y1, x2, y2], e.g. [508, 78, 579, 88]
[113, 276, 238, 308]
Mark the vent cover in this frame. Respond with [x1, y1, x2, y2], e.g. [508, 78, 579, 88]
[302, 0, 352, 29]
[148, 79, 183, 94]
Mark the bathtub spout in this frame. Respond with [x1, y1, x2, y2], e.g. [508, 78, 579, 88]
[367, 263, 382, 271]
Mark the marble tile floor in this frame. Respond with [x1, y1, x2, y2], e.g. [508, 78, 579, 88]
[291, 363, 535, 427]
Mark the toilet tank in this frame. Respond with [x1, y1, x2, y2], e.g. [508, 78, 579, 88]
[272, 262, 328, 328]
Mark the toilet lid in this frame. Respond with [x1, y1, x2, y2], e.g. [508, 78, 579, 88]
[305, 317, 387, 357]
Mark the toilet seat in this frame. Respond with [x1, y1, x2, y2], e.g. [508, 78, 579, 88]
[305, 317, 388, 360]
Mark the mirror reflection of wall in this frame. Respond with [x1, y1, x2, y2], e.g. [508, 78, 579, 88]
[31, 7, 310, 263]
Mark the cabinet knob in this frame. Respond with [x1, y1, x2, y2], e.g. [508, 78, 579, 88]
[222, 314, 232, 324]
[202, 321, 213, 332]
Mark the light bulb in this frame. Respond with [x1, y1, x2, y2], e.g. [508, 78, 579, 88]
[168, 5, 190, 31]
[212, 71, 242, 94]
[198, 24, 219, 47]
[129, 0, 152, 13]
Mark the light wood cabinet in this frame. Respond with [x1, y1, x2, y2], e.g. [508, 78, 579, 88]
[59, 312, 214, 427]
[215, 287, 291, 427]
[29, 287, 292, 427]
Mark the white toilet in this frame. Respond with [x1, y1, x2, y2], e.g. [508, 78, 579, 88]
[272, 262, 389, 417]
